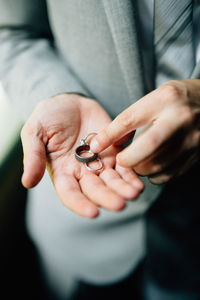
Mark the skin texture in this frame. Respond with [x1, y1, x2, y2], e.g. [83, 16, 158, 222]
[21, 94, 144, 218]
[90, 80, 200, 184]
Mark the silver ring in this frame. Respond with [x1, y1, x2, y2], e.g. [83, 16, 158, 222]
[85, 157, 103, 172]
[75, 145, 98, 163]
[80, 132, 97, 146]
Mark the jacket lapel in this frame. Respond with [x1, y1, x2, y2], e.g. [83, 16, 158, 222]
[102, 0, 145, 103]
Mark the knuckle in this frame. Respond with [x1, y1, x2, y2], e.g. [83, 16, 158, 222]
[180, 105, 195, 124]
[33, 147, 45, 158]
[161, 81, 185, 103]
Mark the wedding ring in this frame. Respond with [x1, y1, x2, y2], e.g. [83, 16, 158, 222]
[75, 144, 98, 163]
[80, 132, 97, 146]
[85, 157, 103, 172]
[75, 132, 103, 172]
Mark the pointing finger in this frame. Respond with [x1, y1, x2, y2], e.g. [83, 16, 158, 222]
[90, 88, 166, 153]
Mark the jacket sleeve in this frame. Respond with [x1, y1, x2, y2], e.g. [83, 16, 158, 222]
[0, 0, 89, 121]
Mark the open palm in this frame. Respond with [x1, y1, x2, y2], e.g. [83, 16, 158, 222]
[21, 94, 144, 218]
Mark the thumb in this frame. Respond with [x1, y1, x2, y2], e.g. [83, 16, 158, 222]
[21, 125, 46, 188]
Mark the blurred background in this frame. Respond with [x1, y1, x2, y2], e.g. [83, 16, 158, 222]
[0, 83, 47, 298]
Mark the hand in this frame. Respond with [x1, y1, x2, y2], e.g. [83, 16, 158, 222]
[90, 80, 200, 184]
[21, 94, 144, 218]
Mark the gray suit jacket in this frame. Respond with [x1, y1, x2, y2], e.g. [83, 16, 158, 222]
[0, 0, 146, 120]
[0, 0, 199, 296]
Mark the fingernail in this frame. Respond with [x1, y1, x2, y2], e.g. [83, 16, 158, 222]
[90, 139, 100, 152]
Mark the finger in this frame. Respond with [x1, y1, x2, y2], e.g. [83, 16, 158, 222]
[21, 127, 46, 188]
[134, 157, 168, 177]
[148, 148, 199, 184]
[148, 173, 173, 185]
[117, 108, 187, 168]
[99, 168, 139, 199]
[115, 165, 145, 192]
[79, 173, 126, 211]
[113, 131, 135, 147]
[133, 141, 177, 176]
[54, 173, 99, 218]
[130, 125, 199, 176]
[90, 89, 166, 153]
